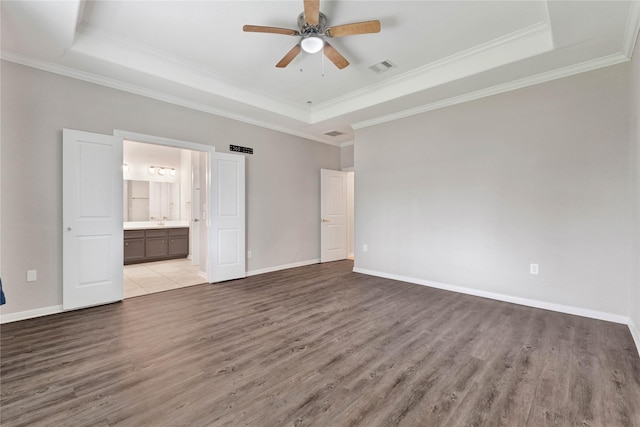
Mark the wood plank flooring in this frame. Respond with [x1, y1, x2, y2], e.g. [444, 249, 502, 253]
[2, 260, 639, 426]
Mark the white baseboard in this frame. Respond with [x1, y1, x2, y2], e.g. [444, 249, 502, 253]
[629, 319, 640, 358]
[247, 259, 320, 277]
[0, 305, 63, 324]
[352, 267, 630, 325]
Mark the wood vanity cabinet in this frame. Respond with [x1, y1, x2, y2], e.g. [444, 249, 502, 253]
[124, 227, 189, 264]
[123, 230, 145, 264]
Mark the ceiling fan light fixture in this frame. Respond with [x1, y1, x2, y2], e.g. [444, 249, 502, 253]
[301, 36, 324, 53]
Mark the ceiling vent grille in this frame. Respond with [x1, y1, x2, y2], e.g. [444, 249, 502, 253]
[324, 130, 345, 137]
[369, 60, 396, 73]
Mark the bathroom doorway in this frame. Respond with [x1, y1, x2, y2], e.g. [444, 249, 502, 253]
[121, 136, 209, 299]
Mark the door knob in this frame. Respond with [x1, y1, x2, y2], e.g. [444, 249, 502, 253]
[321, 218, 329, 223]
[193, 218, 200, 222]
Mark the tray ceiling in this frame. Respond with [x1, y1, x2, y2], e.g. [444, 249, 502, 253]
[2, 1, 639, 145]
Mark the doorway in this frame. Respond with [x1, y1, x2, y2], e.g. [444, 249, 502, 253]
[63, 128, 246, 311]
[320, 169, 355, 263]
[122, 139, 207, 298]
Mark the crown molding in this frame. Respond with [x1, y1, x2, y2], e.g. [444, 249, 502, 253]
[352, 52, 630, 131]
[352, 1, 640, 131]
[0, 51, 340, 147]
[312, 21, 554, 123]
[73, 25, 311, 123]
[340, 140, 354, 148]
[622, 0, 640, 59]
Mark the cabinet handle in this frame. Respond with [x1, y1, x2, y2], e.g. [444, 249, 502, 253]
[125, 243, 128, 246]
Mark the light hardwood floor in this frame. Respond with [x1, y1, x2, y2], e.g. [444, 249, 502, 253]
[1, 260, 639, 426]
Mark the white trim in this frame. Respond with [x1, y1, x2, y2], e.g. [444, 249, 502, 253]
[353, 53, 629, 130]
[247, 259, 319, 277]
[340, 140, 354, 148]
[0, 52, 336, 146]
[73, 24, 308, 122]
[115, 130, 215, 153]
[629, 319, 640, 358]
[0, 305, 63, 324]
[352, 267, 630, 325]
[622, 0, 640, 59]
[314, 22, 554, 123]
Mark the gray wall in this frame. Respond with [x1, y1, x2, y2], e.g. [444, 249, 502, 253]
[354, 62, 635, 319]
[0, 60, 340, 316]
[631, 33, 640, 333]
[340, 144, 354, 170]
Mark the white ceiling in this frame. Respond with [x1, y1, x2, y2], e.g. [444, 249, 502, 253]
[2, 1, 639, 146]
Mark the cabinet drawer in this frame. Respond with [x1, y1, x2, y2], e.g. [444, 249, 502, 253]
[124, 230, 145, 239]
[169, 227, 189, 237]
[145, 229, 168, 238]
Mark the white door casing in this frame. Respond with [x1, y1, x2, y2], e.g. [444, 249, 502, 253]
[63, 129, 123, 310]
[209, 152, 246, 282]
[321, 169, 348, 263]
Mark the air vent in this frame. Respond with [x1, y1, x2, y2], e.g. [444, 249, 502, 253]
[369, 60, 396, 73]
[324, 130, 345, 137]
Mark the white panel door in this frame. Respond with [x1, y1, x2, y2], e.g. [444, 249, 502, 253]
[63, 129, 123, 310]
[321, 169, 348, 262]
[210, 152, 246, 282]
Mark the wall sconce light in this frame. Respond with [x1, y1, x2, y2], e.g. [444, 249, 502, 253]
[122, 164, 129, 172]
[149, 166, 156, 175]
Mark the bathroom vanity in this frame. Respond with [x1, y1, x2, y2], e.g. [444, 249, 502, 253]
[124, 222, 189, 265]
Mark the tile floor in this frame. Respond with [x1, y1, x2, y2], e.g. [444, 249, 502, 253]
[124, 258, 207, 298]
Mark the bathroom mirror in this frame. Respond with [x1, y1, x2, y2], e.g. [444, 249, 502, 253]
[124, 180, 179, 222]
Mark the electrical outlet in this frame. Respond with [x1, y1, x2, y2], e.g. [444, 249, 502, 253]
[530, 264, 539, 275]
[363, 244, 368, 253]
[26, 270, 37, 282]
[247, 251, 252, 259]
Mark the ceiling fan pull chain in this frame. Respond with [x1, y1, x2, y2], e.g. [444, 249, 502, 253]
[299, 47, 303, 73]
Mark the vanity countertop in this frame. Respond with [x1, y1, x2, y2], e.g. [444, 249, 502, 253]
[124, 221, 190, 230]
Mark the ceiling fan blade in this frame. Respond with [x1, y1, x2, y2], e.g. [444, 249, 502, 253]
[276, 44, 302, 68]
[304, 0, 320, 26]
[323, 42, 349, 69]
[243, 25, 299, 36]
[326, 20, 381, 37]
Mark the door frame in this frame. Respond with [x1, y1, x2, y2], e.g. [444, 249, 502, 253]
[114, 130, 215, 281]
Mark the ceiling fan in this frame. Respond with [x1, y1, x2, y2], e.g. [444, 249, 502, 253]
[243, 0, 381, 69]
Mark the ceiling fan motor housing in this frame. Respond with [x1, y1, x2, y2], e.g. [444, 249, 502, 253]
[298, 12, 328, 35]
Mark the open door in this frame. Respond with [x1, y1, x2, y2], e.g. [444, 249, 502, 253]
[63, 129, 123, 310]
[321, 169, 348, 262]
[209, 152, 246, 282]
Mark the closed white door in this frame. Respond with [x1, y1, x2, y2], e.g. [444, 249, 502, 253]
[63, 129, 123, 310]
[321, 169, 348, 262]
[209, 152, 246, 282]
